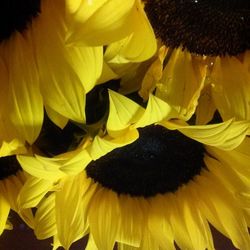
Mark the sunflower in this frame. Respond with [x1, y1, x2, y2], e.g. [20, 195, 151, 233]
[138, 0, 250, 123]
[17, 92, 250, 249]
[0, 140, 34, 236]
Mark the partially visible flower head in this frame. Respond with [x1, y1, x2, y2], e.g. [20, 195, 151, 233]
[145, 0, 250, 56]
[137, 0, 250, 123]
[16, 91, 250, 249]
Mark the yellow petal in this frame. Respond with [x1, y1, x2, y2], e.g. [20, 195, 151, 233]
[0, 139, 27, 157]
[52, 235, 62, 250]
[206, 144, 250, 187]
[117, 196, 143, 247]
[133, 95, 174, 128]
[195, 84, 216, 125]
[88, 188, 120, 250]
[148, 195, 175, 250]
[198, 174, 250, 250]
[60, 149, 92, 175]
[211, 56, 250, 120]
[45, 106, 68, 130]
[176, 186, 214, 250]
[34, 193, 56, 239]
[17, 155, 66, 181]
[87, 129, 139, 160]
[97, 60, 118, 85]
[86, 234, 99, 250]
[0, 174, 23, 211]
[139, 46, 168, 99]
[0, 194, 10, 235]
[18, 177, 53, 209]
[156, 48, 206, 120]
[107, 90, 144, 137]
[5, 33, 43, 144]
[56, 175, 86, 249]
[33, 0, 86, 122]
[168, 193, 194, 250]
[66, 0, 135, 46]
[0, 58, 19, 142]
[161, 119, 250, 150]
[66, 46, 103, 93]
[0, 174, 34, 229]
[105, 0, 157, 62]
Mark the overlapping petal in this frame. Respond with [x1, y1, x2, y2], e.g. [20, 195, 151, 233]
[160, 119, 250, 150]
[66, 0, 136, 46]
[32, 0, 103, 122]
[211, 56, 250, 120]
[3, 33, 43, 144]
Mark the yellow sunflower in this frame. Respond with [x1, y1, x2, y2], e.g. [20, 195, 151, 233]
[0, 140, 34, 235]
[17, 92, 250, 249]
[138, 0, 250, 123]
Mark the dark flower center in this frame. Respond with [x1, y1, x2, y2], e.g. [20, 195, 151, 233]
[0, 155, 21, 180]
[0, 0, 41, 42]
[145, 0, 250, 56]
[86, 125, 205, 197]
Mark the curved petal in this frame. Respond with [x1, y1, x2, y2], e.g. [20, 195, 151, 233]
[0, 139, 27, 157]
[33, 0, 86, 122]
[0, 174, 34, 229]
[197, 173, 250, 250]
[148, 195, 175, 250]
[18, 177, 53, 209]
[156, 49, 206, 120]
[87, 129, 139, 160]
[66, 46, 103, 93]
[34, 193, 56, 239]
[0, 58, 19, 142]
[105, 0, 157, 62]
[45, 106, 68, 130]
[88, 188, 120, 250]
[56, 175, 86, 249]
[117, 196, 143, 248]
[5, 33, 43, 144]
[66, 0, 135, 46]
[60, 149, 92, 175]
[107, 90, 144, 137]
[17, 155, 66, 181]
[211, 56, 250, 120]
[133, 94, 174, 128]
[195, 84, 216, 125]
[175, 186, 214, 250]
[161, 119, 250, 150]
[0, 194, 10, 235]
[139, 46, 168, 99]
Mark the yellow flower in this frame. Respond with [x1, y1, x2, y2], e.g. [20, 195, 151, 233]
[0, 141, 34, 235]
[16, 91, 172, 247]
[139, 0, 250, 123]
[17, 93, 250, 249]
